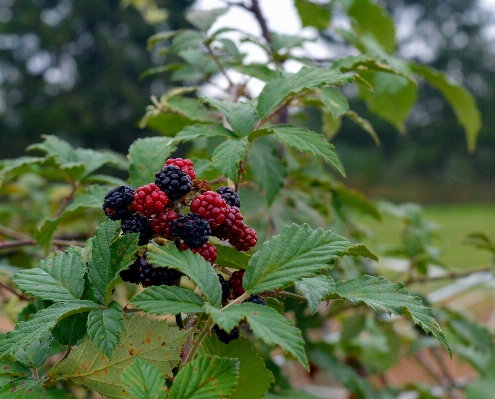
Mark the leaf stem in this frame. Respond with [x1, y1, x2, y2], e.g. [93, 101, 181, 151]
[268, 290, 306, 301]
[56, 182, 78, 218]
[181, 317, 214, 369]
[205, 41, 234, 87]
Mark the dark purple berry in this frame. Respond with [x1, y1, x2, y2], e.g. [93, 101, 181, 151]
[216, 186, 241, 208]
[103, 185, 135, 220]
[171, 213, 211, 248]
[155, 165, 192, 201]
[213, 324, 240, 344]
[121, 214, 154, 245]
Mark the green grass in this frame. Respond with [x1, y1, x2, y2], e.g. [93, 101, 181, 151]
[357, 204, 495, 270]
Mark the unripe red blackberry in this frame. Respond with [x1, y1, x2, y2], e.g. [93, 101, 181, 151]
[151, 209, 178, 238]
[155, 165, 192, 201]
[134, 183, 169, 218]
[189, 191, 228, 230]
[216, 186, 241, 208]
[231, 226, 257, 251]
[171, 213, 211, 248]
[102, 185, 135, 220]
[165, 158, 196, 180]
[121, 214, 154, 245]
[180, 241, 217, 264]
[230, 270, 245, 296]
[213, 324, 240, 344]
[214, 206, 244, 240]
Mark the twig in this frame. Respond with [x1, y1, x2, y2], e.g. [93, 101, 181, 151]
[0, 239, 37, 250]
[247, 0, 273, 49]
[205, 42, 234, 87]
[0, 224, 29, 240]
[413, 351, 445, 385]
[234, 161, 243, 192]
[52, 239, 86, 247]
[56, 182, 78, 218]
[60, 344, 72, 362]
[268, 290, 306, 301]
[430, 347, 463, 398]
[406, 268, 492, 285]
[181, 313, 198, 367]
[0, 280, 26, 300]
[182, 318, 214, 368]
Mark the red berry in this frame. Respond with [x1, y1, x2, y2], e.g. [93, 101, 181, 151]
[214, 206, 245, 240]
[231, 226, 257, 251]
[165, 158, 196, 180]
[151, 209, 178, 238]
[190, 191, 228, 230]
[230, 270, 245, 296]
[180, 241, 217, 264]
[134, 183, 169, 218]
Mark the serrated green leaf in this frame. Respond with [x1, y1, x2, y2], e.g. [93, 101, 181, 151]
[130, 286, 206, 315]
[51, 313, 88, 346]
[0, 378, 43, 398]
[267, 124, 345, 176]
[202, 336, 274, 399]
[248, 137, 287, 205]
[13, 250, 86, 302]
[205, 303, 308, 370]
[0, 156, 45, 187]
[340, 243, 378, 262]
[169, 356, 239, 399]
[232, 64, 278, 82]
[331, 182, 381, 220]
[257, 66, 354, 120]
[48, 315, 189, 399]
[214, 245, 251, 270]
[295, 0, 331, 30]
[147, 30, 177, 50]
[0, 301, 99, 358]
[329, 275, 451, 356]
[347, 0, 396, 54]
[12, 334, 52, 369]
[170, 124, 238, 146]
[122, 358, 166, 399]
[201, 98, 257, 138]
[168, 97, 218, 123]
[318, 87, 349, 118]
[410, 63, 481, 152]
[87, 302, 125, 358]
[294, 276, 336, 314]
[212, 138, 248, 182]
[345, 110, 380, 145]
[186, 7, 227, 31]
[169, 30, 204, 53]
[146, 243, 222, 307]
[0, 358, 31, 377]
[243, 224, 349, 293]
[128, 137, 178, 188]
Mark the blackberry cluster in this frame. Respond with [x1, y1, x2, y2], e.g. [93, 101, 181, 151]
[102, 158, 258, 298]
[120, 255, 180, 287]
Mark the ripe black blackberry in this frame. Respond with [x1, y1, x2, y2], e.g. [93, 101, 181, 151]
[218, 274, 232, 303]
[213, 324, 240, 344]
[121, 214, 154, 245]
[171, 213, 211, 248]
[216, 186, 241, 208]
[247, 294, 267, 306]
[119, 260, 140, 284]
[121, 255, 181, 287]
[102, 186, 135, 220]
[155, 165, 192, 201]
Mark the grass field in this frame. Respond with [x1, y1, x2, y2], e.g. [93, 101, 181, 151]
[357, 204, 495, 270]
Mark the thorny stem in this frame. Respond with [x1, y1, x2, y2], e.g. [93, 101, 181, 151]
[180, 313, 198, 368]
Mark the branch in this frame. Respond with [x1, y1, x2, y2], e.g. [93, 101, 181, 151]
[0, 281, 26, 300]
[0, 239, 37, 250]
[55, 182, 78, 218]
[205, 41, 235, 87]
[406, 267, 492, 285]
[247, 0, 273, 49]
[181, 313, 199, 368]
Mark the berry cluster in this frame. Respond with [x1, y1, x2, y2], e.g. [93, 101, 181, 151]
[101, 158, 258, 288]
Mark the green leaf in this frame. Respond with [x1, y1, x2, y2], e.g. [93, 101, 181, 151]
[12, 334, 52, 368]
[130, 286, 206, 315]
[87, 301, 125, 358]
[147, 30, 177, 50]
[410, 63, 481, 152]
[214, 246, 251, 270]
[13, 250, 86, 302]
[122, 358, 166, 399]
[186, 7, 228, 31]
[330, 275, 451, 356]
[0, 300, 99, 358]
[128, 137, 178, 188]
[340, 243, 378, 262]
[212, 138, 248, 182]
[257, 66, 355, 120]
[51, 313, 89, 346]
[248, 137, 287, 205]
[170, 124, 238, 146]
[294, 0, 331, 30]
[146, 243, 222, 307]
[205, 303, 308, 371]
[0, 378, 43, 398]
[345, 110, 380, 145]
[168, 356, 239, 399]
[266, 124, 345, 176]
[202, 336, 274, 399]
[0, 358, 31, 377]
[331, 182, 381, 220]
[294, 276, 336, 314]
[168, 97, 218, 123]
[0, 156, 45, 187]
[243, 224, 349, 293]
[48, 315, 189, 399]
[318, 87, 349, 118]
[232, 64, 278, 82]
[347, 0, 396, 54]
[271, 33, 309, 52]
[169, 30, 204, 53]
[201, 98, 257, 138]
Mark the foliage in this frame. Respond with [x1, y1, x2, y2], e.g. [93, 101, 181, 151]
[0, 1, 491, 398]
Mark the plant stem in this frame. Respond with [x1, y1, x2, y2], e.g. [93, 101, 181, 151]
[248, 0, 273, 48]
[180, 313, 198, 368]
[205, 42, 234, 87]
[406, 267, 492, 284]
[56, 182, 78, 218]
[234, 161, 243, 192]
[0, 280, 26, 300]
[182, 318, 214, 368]
[0, 238, 37, 250]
